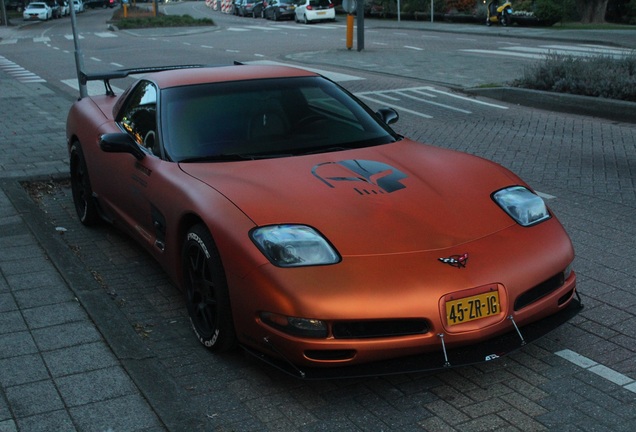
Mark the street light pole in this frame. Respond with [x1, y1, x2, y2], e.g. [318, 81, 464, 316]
[69, 1, 87, 98]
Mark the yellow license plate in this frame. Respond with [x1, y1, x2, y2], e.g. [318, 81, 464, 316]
[445, 291, 500, 326]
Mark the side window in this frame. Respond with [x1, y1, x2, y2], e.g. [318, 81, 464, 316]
[117, 81, 159, 156]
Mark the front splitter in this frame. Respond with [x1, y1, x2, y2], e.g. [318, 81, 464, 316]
[242, 297, 583, 379]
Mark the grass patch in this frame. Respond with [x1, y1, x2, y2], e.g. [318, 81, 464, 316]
[512, 52, 636, 102]
[110, 6, 214, 29]
[550, 22, 636, 30]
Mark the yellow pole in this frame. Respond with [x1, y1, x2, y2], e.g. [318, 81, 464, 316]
[346, 14, 354, 50]
[123, 4, 128, 18]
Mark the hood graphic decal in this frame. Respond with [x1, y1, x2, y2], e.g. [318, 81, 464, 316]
[312, 160, 407, 195]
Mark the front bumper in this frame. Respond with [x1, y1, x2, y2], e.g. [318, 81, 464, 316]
[242, 294, 582, 379]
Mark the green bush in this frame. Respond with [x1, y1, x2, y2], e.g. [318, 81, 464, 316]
[114, 14, 214, 29]
[627, 0, 636, 24]
[512, 52, 636, 101]
[533, 0, 563, 23]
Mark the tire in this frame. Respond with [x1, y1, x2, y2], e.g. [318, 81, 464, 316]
[70, 142, 100, 226]
[182, 224, 236, 352]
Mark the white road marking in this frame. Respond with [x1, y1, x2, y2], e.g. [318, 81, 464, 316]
[94, 32, 117, 38]
[536, 191, 556, 200]
[61, 78, 125, 96]
[423, 86, 509, 109]
[245, 25, 281, 31]
[556, 349, 636, 393]
[461, 49, 547, 60]
[463, 43, 634, 61]
[543, 44, 633, 56]
[0, 56, 46, 83]
[356, 94, 433, 119]
[395, 90, 472, 114]
[244, 60, 364, 82]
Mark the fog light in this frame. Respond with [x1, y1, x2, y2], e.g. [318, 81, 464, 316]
[260, 312, 328, 338]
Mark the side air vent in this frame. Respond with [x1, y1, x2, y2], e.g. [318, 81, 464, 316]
[514, 272, 565, 311]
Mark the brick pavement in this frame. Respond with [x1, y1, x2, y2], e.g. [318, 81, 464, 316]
[1, 16, 636, 431]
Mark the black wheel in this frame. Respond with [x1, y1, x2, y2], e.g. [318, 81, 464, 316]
[182, 224, 236, 352]
[70, 142, 100, 226]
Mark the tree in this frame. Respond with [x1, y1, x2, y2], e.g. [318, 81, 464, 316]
[575, 0, 610, 22]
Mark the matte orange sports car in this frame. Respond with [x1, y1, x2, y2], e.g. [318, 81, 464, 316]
[66, 64, 581, 378]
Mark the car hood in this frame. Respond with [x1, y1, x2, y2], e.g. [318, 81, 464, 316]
[179, 139, 521, 255]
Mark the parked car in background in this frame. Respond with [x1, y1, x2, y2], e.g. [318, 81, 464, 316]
[294, 0, 335, 23]
[251, 1, 265, 17]
[72, 0, 84, 12]
[46, 0, 62, 17]
[23, 2, 52, 20]
[263, 0, 296, 20]
[237, 0, 264, 17]
[59, 0, 70, 15]
[84, 0, 117, 8]
[232, 0, 243, 15]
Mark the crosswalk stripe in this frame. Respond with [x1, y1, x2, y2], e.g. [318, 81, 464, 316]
[461, 49, 546, 60]
[356, 94, 434, 119]
[61, 78, 125, 96]
[502, 46, 627, 58]
[244, 60, 364, 82]
[0, 56, 46, 83]
[244, 25, 281, 31]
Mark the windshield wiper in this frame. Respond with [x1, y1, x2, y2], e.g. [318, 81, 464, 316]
[179, 152, 292, 162]
[178, 154, 252, 163]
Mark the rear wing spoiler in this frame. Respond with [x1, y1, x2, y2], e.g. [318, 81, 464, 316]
[79, 64, 240, 97]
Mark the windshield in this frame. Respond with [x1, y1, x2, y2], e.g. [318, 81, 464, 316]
[160, 76, 398, 162]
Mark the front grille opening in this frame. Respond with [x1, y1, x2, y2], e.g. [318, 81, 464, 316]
[514, 272, 565, 311]
[305, 350, 356, 361]
[332, 319, 430, 339]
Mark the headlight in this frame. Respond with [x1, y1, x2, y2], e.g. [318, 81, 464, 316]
[250, 224, 341, 267]
[493, 186, 551, 227]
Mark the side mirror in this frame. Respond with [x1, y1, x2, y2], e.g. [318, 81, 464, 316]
[376, 107, 399, 125]
[99, 133, 146, 160]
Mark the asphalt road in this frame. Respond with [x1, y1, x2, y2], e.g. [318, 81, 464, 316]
[1, 4, 635, 431]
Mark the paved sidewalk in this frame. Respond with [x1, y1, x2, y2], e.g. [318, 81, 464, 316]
[0, 71, 168, 429]
[1, 14, 635, 432]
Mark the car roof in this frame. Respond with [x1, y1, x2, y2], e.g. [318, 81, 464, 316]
[147, 65, 320, 90]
